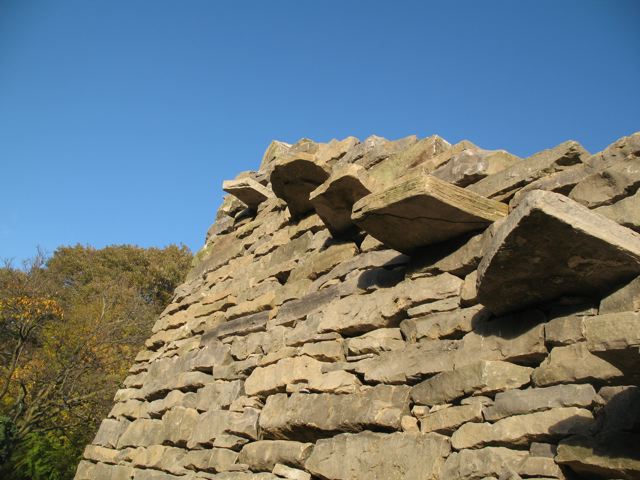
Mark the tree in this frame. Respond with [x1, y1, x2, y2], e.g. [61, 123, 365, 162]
[0, 244, 192, 479]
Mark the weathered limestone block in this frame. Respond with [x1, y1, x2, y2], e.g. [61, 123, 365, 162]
[451, 407, 595, 450]
[202, 311, 270, 342]
[75, 462, 135, 480]
[272, 463, 310, 480]
[309, 164, 373, 235]
[161, 407, 200, 446]
[454, 310, 548, 366]
[351, 340, 458, 384]
[225, 291, 275, 321]
[316, 286, 401, 335]
[596, 386, 640, 433]
[259, 140, 292, 173]
[352, 174, 507, 253]
[237, 440, 313, 471]
[304, 431, 451, 480]
[556, 432, 640, 480]
[244, 355, 360, 396]
[259, 385, 410, 441]
[532, 343, 623, 387]
[118, 418, 164, 448]
[181, 447, 239, 473]
[400, 305, 491, 341]
[346, 328, 405, 355]
[596, 189, 640, 232]
[83, 445, 126, 465]
[544, 306, 597, 346]
[274, 286, 340, 326]
[287, 242, 358, 283]
[483, 384, 597, 421]
[584, 312, 640, 382]
[148, 390, 197, 417]
[188, 408, 259, 448]
[93, 418, 131, 448]
[127, 445, 187, 474]
[341, 134, 417, 170]
[270, 153, 331, 218]
[468, 140, 589, 202]
[569, 156, 640, 208]
[442, 447, 528, 480]
[298, 340, 345, 362]
[223, 177, 274, 210]
[420, 403, 483, 434]
[599, 275, 640, 314]
[432, 148, 520, 187]
[477, 190, 640, 315]
[411, 360, 532, 406]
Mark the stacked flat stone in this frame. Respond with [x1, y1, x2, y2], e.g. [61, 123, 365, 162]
[76, 132, 640, 480]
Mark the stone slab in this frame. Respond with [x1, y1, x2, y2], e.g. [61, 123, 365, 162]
[477, 190, 640, 315]
[352, 174, 507, 253]
[223, 178, 274, 210]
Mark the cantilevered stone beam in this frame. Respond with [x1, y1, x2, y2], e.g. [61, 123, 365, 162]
[477, 190, 640, 315]
[270, 153, 331, 219]
[222, 177, 274, 210]
[309, 164, 373, 236]
[351, 174, 507, 253]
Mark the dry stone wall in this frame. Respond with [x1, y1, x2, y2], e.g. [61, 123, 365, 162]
[76, 132, 640, 480]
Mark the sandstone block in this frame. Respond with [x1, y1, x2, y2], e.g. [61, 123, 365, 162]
[532, 343, 623, 387]
[596, 189, 640, 232]
[483, 384, 597, 421]
[352, 174, 507, 253]
[451, 407, 594, 450]
[223, 178, 274, 210]
[468, 140, 588, 202]
[599, 275, 640, 313]
[181, 447, 239, 473]
[411, 360, 532, 406]
[441, 447, 529, 480]
[556, 432, 640, 480]
[259, 385, 410, 441]
[477, 190, 640, 315]
[304, 431, 451, 480]
[188, 409, 259, 448]
[309, 164, 373, 235]
[270, 153, 331, 218]
[432, 148, 520, 187]
[584, 312, 640, 382]
[244, 356, 360, 397]
[420, 403, 483, 434]
[272, 463, 310, 480]
[569, 156, 640, 208]
[400, 305, 491, 341]
[238, 440, 313, 471]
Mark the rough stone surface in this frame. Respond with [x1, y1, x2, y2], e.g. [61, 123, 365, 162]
[259, 385, 410, 441]
[223, 178, 274, 210]
[304, 431, 451, 480]
[477, 190, 640, 315]
[451, 407, 595, 450]
[352, 174, 507, 253]
[411, 361, 533, 406]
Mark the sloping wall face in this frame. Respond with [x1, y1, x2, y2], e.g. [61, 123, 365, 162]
[77, 132, 640, 480]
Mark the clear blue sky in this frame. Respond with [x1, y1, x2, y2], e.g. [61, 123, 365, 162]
[1, 1, 639, 263]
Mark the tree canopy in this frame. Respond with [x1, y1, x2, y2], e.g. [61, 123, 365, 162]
[0, 244, 192, 479]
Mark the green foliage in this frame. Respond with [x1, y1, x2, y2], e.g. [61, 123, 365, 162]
[9, 431, 80, 480]
[0, 244, 192, 479]
[0, 416, 15, 464]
